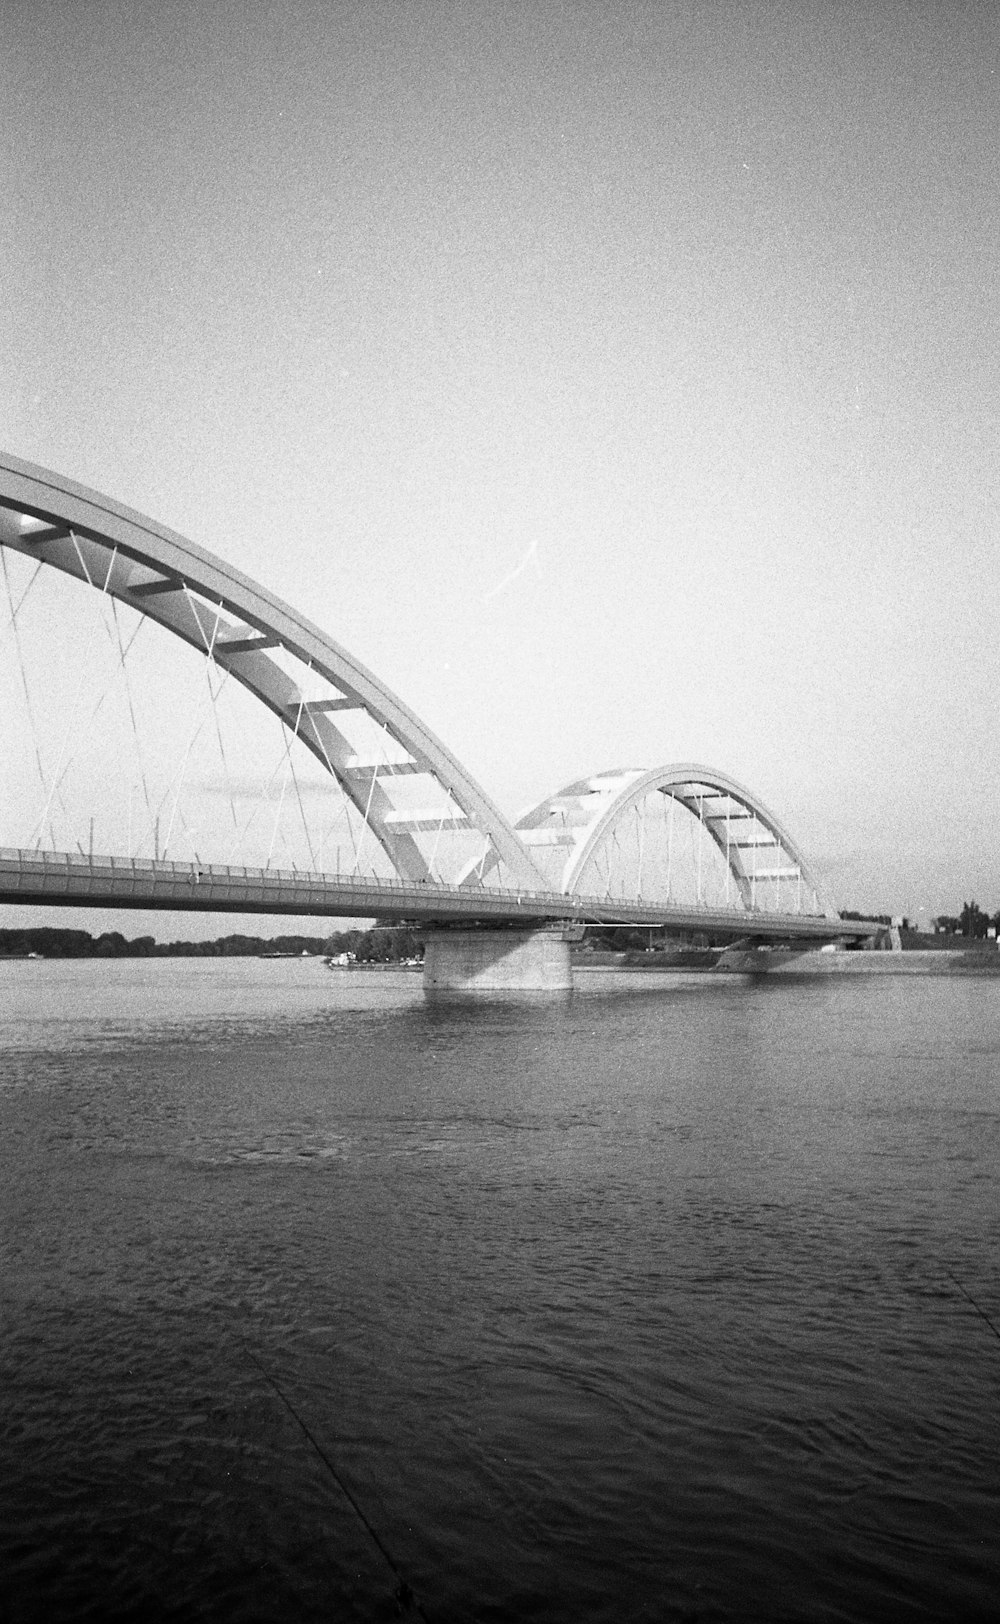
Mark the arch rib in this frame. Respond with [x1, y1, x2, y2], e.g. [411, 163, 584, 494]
[0, 452, 546, 890]
[517, 764, 838, 919]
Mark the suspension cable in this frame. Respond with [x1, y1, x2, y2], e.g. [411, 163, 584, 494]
[29, 607, 135, 852]
[7, 556, 45, 624]
[300, 691, 362, 876]
[108, 598, 157, 857]
[266, 702, 295, 871]
[159, 596, 237, 861]
[226, 751, 288, 867]
[274, 689, 318, 872]
[1, 544, 53, 826]
[353, 723, 386, 878]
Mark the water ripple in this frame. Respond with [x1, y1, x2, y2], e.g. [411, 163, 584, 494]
[2, 963, 999, 1621]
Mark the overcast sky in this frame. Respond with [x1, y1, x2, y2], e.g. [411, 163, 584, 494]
[2, 0, 998, 934]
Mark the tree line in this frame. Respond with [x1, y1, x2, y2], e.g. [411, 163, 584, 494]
[842, 903, 1000, 939]
[932, 901, 1000, 939]
[5, 905, 996, 961]
[0, 925, 424, 961]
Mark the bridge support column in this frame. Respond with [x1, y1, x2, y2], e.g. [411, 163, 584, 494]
[422, 925, 573, 995]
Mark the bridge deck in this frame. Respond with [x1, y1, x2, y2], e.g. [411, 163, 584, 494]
[0, 848, 881, 943]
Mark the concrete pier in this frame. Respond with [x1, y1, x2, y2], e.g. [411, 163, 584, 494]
[422, 926, 573, 994]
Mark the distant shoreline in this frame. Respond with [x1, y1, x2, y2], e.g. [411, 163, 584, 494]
[577, 946, 1000, 977]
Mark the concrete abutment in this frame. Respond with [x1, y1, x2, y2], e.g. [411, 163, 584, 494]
[422, 926, 573, 995]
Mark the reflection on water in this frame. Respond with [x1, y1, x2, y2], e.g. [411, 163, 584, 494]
[1, 959, 999, 1622]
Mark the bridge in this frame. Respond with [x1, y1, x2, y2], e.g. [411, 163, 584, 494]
[0, 452, 879, 990]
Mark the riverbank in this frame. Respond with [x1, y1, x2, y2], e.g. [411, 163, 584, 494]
[576, 944, 1000, 976]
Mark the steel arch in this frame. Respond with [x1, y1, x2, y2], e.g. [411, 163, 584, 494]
[515, 764, 838, 918]
[0, 452, 546, 890]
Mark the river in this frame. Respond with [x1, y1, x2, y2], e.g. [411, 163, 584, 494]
[1, 959, 998, 1621]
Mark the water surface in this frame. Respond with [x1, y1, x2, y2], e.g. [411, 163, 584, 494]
[2, 959, 998, 1621]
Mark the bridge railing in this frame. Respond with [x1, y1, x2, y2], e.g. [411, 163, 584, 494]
[0, 845, 854, 927]
[0, 844, 585, 908]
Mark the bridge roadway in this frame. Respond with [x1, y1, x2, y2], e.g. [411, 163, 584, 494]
[0, 847, 880, 944]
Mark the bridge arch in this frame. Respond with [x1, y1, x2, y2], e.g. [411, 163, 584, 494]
[514, 764, 838, 919]
[0, 452, 545, 891]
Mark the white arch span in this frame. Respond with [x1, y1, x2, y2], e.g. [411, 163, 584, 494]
[514, 764, 838, 919]
[0, 452, 546, 891]
[0, 454, 839, 923]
